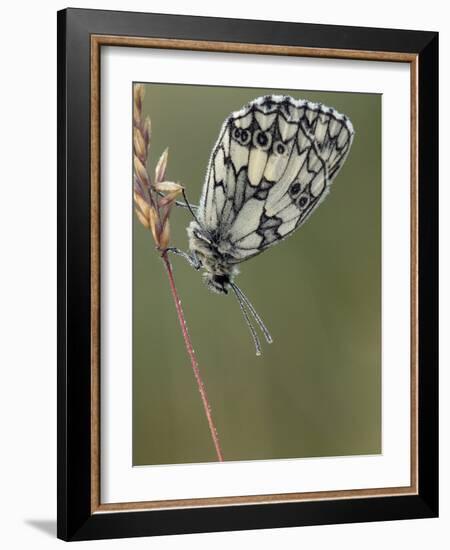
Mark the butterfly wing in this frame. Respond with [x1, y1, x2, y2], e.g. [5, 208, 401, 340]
[197, 95, 355, 263]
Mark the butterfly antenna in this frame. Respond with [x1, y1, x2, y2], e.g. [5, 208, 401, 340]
[231, 283, 273, 344]
[230, 284, 262, 356]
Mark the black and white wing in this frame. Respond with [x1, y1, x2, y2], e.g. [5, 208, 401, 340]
[197, 95, 355, 263]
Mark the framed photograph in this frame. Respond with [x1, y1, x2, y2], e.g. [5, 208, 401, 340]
[57, 8, 438, 541]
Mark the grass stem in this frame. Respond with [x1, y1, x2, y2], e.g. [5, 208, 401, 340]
[162, 252, 224, 462]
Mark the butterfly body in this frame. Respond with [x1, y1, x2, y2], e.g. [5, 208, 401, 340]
[187, 221, 239, 294]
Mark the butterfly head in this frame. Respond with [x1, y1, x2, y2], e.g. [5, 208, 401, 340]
[203, 272, 230, 294]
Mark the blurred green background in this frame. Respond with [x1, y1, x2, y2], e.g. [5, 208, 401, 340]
[133, 83, 381, 466]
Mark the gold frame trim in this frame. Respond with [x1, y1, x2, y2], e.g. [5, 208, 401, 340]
[90, 35, 419, 514]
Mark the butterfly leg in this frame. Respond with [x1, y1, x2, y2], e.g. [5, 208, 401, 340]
[164, 247, 202, 270]
[157, 190, 199, 212]
[174, 198, 199, 211]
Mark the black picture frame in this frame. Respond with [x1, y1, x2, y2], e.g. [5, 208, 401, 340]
[57, 7, 438, 541]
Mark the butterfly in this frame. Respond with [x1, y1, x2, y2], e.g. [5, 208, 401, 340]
[168, 95, 355, 355]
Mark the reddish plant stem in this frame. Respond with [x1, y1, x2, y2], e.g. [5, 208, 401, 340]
[161, 252, 224, 462]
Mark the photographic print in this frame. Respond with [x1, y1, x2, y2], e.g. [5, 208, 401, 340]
[58, 9, 438, 540]
[133, 83, 381, 466]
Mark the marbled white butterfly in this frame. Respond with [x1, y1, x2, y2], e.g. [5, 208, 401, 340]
[168, 95, 355, 355]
